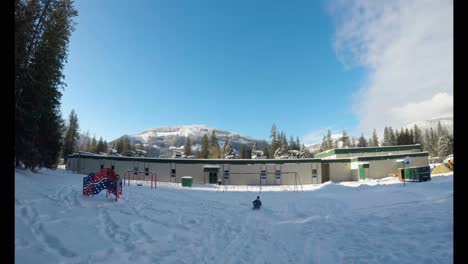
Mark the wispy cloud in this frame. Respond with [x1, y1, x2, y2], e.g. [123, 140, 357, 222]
[328, 0, 453, 132]
[302, 127, 343, 145]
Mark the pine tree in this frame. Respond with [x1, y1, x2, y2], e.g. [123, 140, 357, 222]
[269, 124, 278, 158]
[61, 110, 79, 162]
[84, 130, 91, 151]
[320, 136, 328, 152]
[342, 130, 351, 147]
[369, 129, 379, 147]
[200, 134, 210, 158]
[404, 128, 410, 145]
[296, 137, 301, 151]
[388, 127, 396, 145]
[437, 133, 451, 159]
[289, 136, 295, 150]
[223, 137, 234, 158]
[184, 136, 193, 156]
[103, 140, 108, 153]
[96, 137, 105, 153]
[357, 133, 367, 147]
[252, 142, 258, 153]
[382, 127, 389, 146]
[209, 130, 220, 158]
[351, 137, 356, 147]
[15, 0, 78, 170]
[116, 138, 124, 154]
[244, 145, 252, 159]
[395, 129, 400, 145]
[261, 141, 269, 159]
[413, 124, 423, 146]
[326, 130, 333, 150]
[300, 144, 313, 158]
[280, 131, 288, 151]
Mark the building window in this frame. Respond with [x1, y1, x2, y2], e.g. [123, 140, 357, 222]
[100, 164, 104, 169]
[171, 169, 176, 177]
[312, 169, 317, 175]
[145, 167, 149, 176]
[111, 165, 115, 171]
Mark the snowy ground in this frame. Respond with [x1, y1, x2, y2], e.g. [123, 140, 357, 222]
[15, 169, 453, 264]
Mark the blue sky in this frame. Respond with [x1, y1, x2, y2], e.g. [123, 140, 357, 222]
[61, 0, 452, 143]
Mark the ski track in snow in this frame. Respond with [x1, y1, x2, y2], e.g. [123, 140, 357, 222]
[15, 169, 453, 264]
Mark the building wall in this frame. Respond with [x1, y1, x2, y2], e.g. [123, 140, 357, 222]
[67, 156, 323, 185]
[66, 154, 428, 185]
[328, 162, 353, 182]
[365, 156, 429, 179]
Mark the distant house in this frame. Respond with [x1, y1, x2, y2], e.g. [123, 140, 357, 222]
[135, 149, 147, 157]
[251, 150, 265, 159]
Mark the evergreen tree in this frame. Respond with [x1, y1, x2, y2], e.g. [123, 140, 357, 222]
[280, 131, 288, 151]
[289, 136, 295, 150]
[326, 130, 333, 150]
[351, 137, 356, 147]
[357, 134, 367, 147]
[200, 134, 210, 158]
[413, 124, 423, 146]
[90, 136, 97, 153]
[96, 137, 105, 153]
[395, 129, 401, 145]
[388, 127, 396, 145]
[300, 144, 313, 158]
[320, 136, 328, 152]
[223, 137, 234, 158]
[244, 145, 252, 159]
[269, 124, 278, 158]
[184, 136, 193, 156]
[209, 130, 220, 158]
[103, 140, 108, 153]
[436, 122, 451, 158]
[251, 142, 258, 153]
[61, 110, 79, 162]
[15, 0, 78, 170]
[84, 130, 91, 151]
[261, 141, 269, 159]
[382, 127, 389, 146]
[369, 128, 379, 147]
[116, 138, 124, 154]
[342, 130, 351, 147]
[404, 128, 410, 145]
[296, 137, 301, 151]
[437, 133, 451, 158]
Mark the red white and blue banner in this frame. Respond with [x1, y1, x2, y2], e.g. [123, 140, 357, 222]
[83, 168, 122, 201]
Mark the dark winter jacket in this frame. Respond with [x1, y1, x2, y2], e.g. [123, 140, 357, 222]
[253, 199, 262, 208]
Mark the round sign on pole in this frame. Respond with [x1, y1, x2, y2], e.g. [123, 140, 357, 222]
[403, 156, 412, 165]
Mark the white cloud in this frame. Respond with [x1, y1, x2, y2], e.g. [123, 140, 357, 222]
[302, 127, 345, 145]
[329, 0, 453, 133]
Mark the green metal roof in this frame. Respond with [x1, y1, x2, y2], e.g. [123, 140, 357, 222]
[68, 151, 428, 164]
[315, 144, 422, 158]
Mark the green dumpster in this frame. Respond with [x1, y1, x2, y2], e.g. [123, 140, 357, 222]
[181, 176, 193, 187]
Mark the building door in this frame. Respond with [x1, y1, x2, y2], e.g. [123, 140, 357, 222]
[321, 163, 330, 183]
[359, 164, 369, 180]
[209, 172, 218, 184]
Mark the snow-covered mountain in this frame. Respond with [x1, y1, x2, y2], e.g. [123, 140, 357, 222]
[404, 117, 453, 135]
[112, 125, 267, 157]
